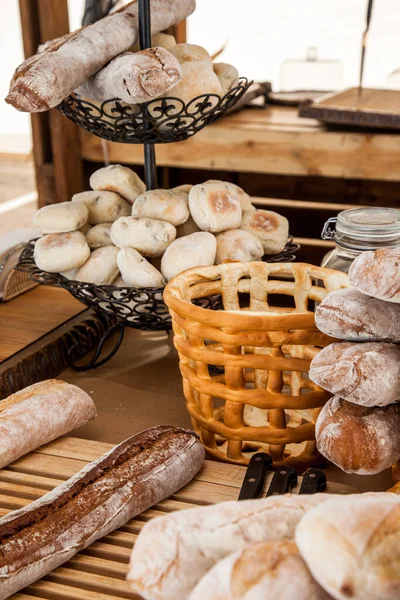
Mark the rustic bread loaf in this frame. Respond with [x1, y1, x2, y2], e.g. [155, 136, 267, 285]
[0, 426, 204, 600]
[110, 216, 176, 257]
[131, 188, 189, 226]
[240, 209, 289, 254]
[170, 43, 212, 65]
[75, 245, 120, 284]
[117, 248, 165, 287]
[34, 231, 90, 273]
[349, 248, 400, 303]
[90, 164, 145, 205]
[189, 540, 331, 600]
[315, 287, 400, 342]
[316, 396, 400, 474]
[309, 341, 400, 407]
[296, 493, 400, 600]
[127, 494, 337, 600]
[213, 62, 239, 94]
[215, 229, 264, 263]
[161, 231, 216, 280]
[86, 223, 113, 249]
[33, 202, 88, 234]
[189, 182, 242, 233]
[0, 380, 96, 469]
[72, 190, 130, 224]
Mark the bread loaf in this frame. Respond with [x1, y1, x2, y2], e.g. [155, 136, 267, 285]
[127, 494, 335, 600]
[315, 287, 400, 342]
[86, 223, 113, 249]
[78, 47, 182, 104]
[349, 248, 400, 303]
[296, 493, 400, 600]
[161, 232, 216, 280]
[33, 202, 88, 233]
[131, 188, 189, 226]
[6, 0, 196, 112]
[171, 43, 212, 65]
[213, 62, 239, 94]
[215, 229, 264, 263]
[110, 216, 176, 257]
[75, 245, 120, 284]
[90, 164, 145, 205]
[72, 190, 130, 224]
[240, 209, 289, 254]
[163, 61, 223, 105]
[309, 341, 400, 407]
[316, 396, 400, 474]
[117, 248, 165, 287]
[0, 380, 96, 469]
[0, 426, 204, 600]
[189, 182, 242, 233]
[34, 231, 90, 273]
[189, 540, 331, 600]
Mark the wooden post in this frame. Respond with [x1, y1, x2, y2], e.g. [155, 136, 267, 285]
[18, 0, 84, 206]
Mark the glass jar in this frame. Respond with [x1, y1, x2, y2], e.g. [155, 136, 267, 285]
[321, 207, 400, 274]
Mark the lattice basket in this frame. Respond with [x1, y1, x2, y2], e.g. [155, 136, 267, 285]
[164, 261, 349, 470]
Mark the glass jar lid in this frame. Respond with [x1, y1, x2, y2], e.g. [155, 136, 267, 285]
[332, 207, 400, 250]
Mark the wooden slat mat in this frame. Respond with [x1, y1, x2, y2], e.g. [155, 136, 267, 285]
[0, 437, 356, 600]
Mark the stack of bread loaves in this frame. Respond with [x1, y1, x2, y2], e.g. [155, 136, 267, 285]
[33, 164, 289, 288]
[309, 248, 400, 475]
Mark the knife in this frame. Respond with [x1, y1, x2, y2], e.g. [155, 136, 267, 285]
[299, 469, 327, 494]
[358, 0, 374, 97]
[238, 453, 273, 500]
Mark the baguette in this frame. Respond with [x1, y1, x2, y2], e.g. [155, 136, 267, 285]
[0, 425, 204, 600]
[0, 380, 96, 469]
[6, 0, 196, 112]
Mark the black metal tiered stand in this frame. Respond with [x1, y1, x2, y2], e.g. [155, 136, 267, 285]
[17, 0, 299, 369]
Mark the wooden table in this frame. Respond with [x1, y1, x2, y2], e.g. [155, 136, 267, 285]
[81, 105, 400, 182]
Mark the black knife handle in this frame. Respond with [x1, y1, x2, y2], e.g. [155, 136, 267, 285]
[266, 466, 298, 496]
[238, 453, 273, 500]
[299, 469, 327, 494]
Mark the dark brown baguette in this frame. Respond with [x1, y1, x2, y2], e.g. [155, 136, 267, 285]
[0, 425, 205, 600]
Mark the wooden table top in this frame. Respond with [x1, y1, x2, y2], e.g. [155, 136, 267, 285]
[81, 104, 400, 182]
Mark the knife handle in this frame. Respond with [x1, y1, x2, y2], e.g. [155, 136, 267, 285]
[266, 466, 298, 496]
[238, 453, 273, 500]
[299, 469, 327, 494]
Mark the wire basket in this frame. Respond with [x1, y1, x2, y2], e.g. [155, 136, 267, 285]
[164, 261, 350, 469]
[57, 78, 252, 144]
[16, 239, 300, 332]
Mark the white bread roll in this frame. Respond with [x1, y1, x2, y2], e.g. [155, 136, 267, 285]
[131, 189, 189, 226]
[161, 232, 216, 280]
[110, 216, 176, 257]
[296, 493, 400, 600]
[171, 43, 212, 65]
[33, 202, 88, 234]
[163, 61, 223, 105]
[216, 229, 264, 264]
[90, 164, 146, 205]
[206, 180, 254, 212]
[240, 209, 289, 254]
[309, 341, 400, 407]
[173, 184, 193, 194]
[72, 190, 130, 225]
[176, 216, 200, 238]
[117, 248, 165, 288]
[349, 248, 400, 304]
[189, 182, 242, 233]
[213, 62, 239, 94]
[127, 494, 337, 600]
[189, 540, 331, 600]
[75, 245, 120, 285]
[86, 223, 113, 249]
[34, 231, 90, 273]
[316, 396, 400, 475]
[315, 287, 400, 342]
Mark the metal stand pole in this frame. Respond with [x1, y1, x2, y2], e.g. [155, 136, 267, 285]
[139, 0, 158, 190]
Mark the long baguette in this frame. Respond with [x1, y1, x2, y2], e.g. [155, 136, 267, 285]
[0, 425, 204, 600]
[6, 0, 196, 112]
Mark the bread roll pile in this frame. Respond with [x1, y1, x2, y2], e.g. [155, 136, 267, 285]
[127, 491, 400, 600]
[310, 248, 400, 475]
[33, 165, 289, 288]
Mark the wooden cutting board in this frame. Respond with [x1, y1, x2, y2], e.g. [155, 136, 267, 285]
[0, 436, 357, 600]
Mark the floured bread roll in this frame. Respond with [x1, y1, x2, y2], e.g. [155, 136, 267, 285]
[110, 216, 176, 257]
[206, 180, 254, 212]
[131, 189, 189, 226]
[309, 341, 400, 407]
[33, 202, 88, 234]
[189, 182, 242, 233]
[163, 61, 223, 105]
[189, 540, 331, 600]
[173, 184, 193, 194]
[213, 62, 239, 94]
[316, 396, 400, 474]
[349, 248, 400, 304]
[176, 216, 200, 238]
[161, 232, 216, 280]
[117, 248, 165, 288]
[240, 209, 289, 254]
[34, 232, 90, 273]
[90, 165, 146, 205]
[86, 223, 113, 249]
[75, 245, 119, 285]
[171, 43, 212, 65]
[216, 229, 264, 263]
[72, 190, 130, 225]
[315, 287, 400, 342]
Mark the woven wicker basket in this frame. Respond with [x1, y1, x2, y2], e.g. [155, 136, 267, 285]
[164, 261, 349, 470]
